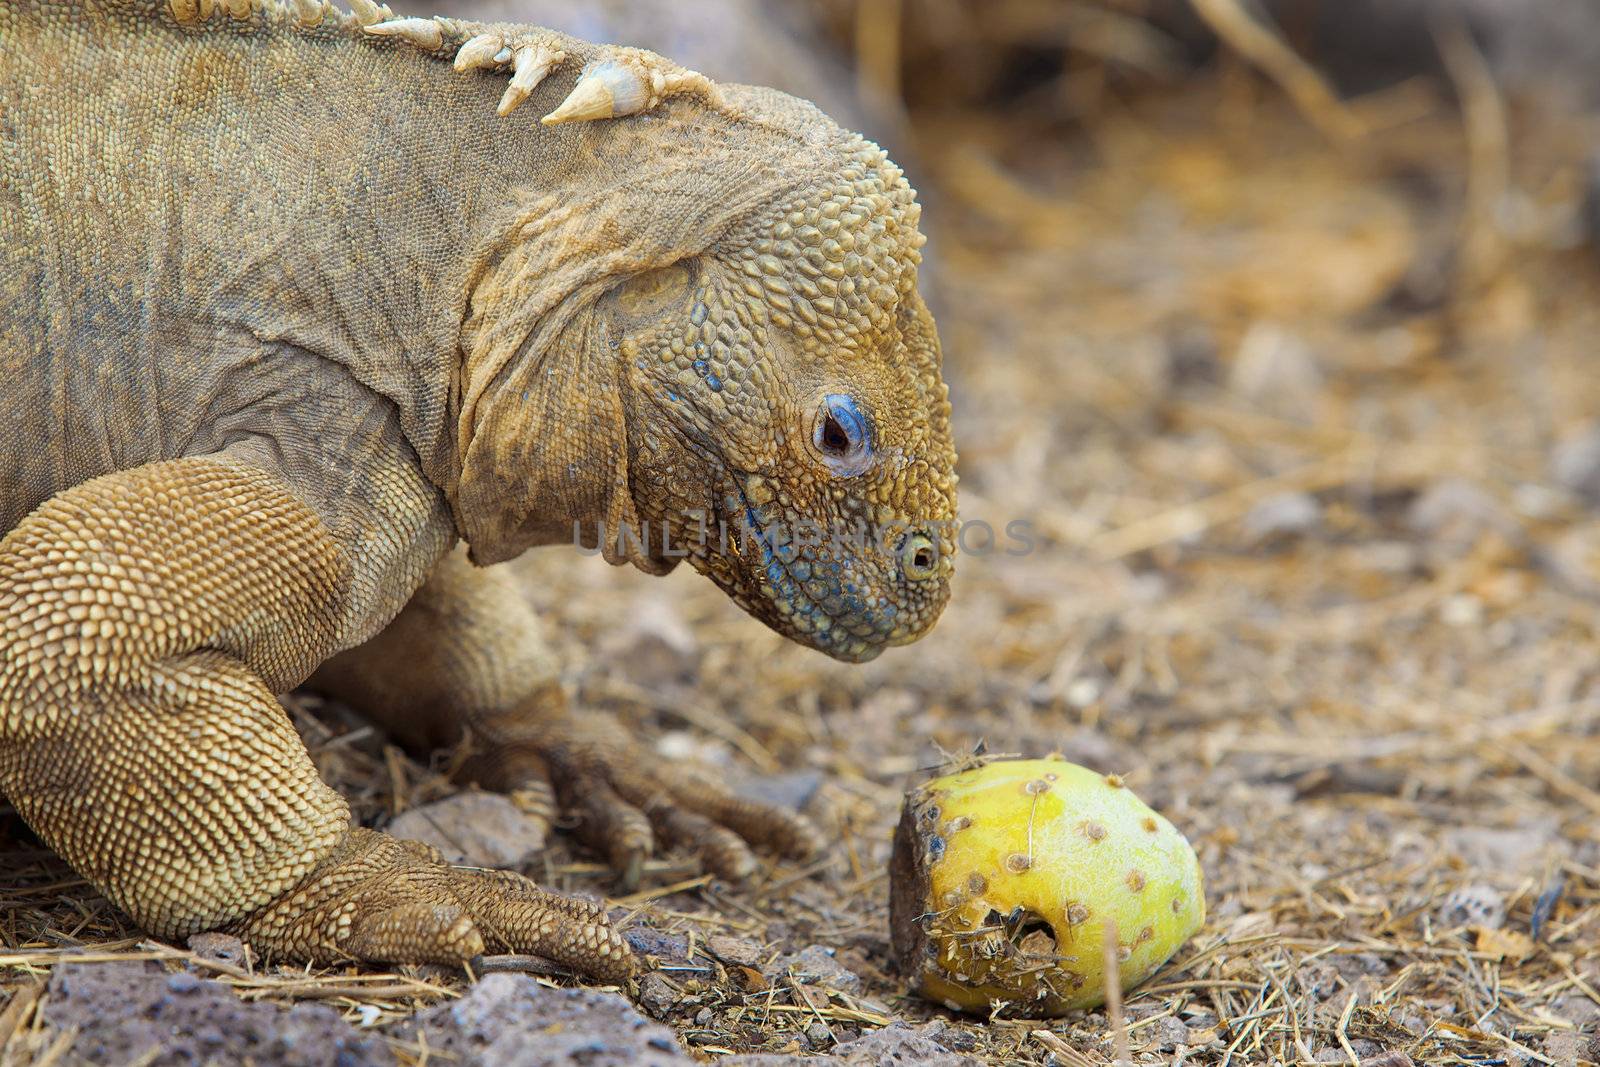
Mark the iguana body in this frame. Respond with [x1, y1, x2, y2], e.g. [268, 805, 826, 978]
[0, 0, 955, 979]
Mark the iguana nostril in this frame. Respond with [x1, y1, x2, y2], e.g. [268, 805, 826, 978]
[901, 531, 939, 581]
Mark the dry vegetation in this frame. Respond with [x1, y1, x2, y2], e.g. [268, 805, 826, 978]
[4, 2, 1600, 1064]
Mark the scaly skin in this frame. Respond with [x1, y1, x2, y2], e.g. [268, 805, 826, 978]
[0, 0, 956, 980]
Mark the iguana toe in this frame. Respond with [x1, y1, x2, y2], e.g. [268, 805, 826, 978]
[234, 827, 636, 982]
[530, 716, 823, 891]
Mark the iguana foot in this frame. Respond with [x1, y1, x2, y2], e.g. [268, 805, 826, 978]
[237, 827, 636, 981]
[505, 714, 825, 891]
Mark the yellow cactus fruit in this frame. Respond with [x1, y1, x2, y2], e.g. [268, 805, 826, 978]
[889, 758, 1205, 1016]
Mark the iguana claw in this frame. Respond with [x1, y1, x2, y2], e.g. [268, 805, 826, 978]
[442, 29, 723, 125]
[501, 43, 566, 117]
[362, 15, 443, 51]
[290, 0, 325, 28]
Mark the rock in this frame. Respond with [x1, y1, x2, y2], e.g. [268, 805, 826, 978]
[624, 926, 692, 963]
[828, 1022, 984, 1066]
[1354, 540, 1422, 576]
[1551, 424, 1600, 505]
[804, 1021, 834, 1049]
[771, 944, 862, 996]
[1229, 322, 1323, 422]
[1554, 992, 1600, 1029]
[1542, 522, 1600, 597]
[1406, 478, 1519, 551]
[635, 972, 681, 1018]
[186, 931, 251, 969]
[1443, 820, 1561, 872]
[706, 935, 766, 969]
[1544, 1029, 1586, 1067]
[1328, 953, 1389, 981]
[406, 973, 691, 1066]
[1438, 885, 1507, 930]
[387, 790, 548, 868]
[1243, 491, 1322, 542]
[598, 596, 699, 689]
[1144, 1014, 1191, 1051]
[736, 769, 825, 812]
[165, 970, 202, 994]
[40, 960, 391, 1066]
[1164, 318, 1222, 389]
[724, 1021, 981, 1067]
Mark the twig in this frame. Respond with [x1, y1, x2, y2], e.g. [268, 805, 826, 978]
[1188, 0, 1365, 142]
[1103, 920, 1130, 1066]
[1433, 11, 1509, 292]
[1336, 987, 1361, 1067]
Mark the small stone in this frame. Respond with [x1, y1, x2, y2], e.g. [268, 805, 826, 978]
[1243, 492, 1321, 542]
[804, 1021, 833, 1048]
[706, 935, 765, 969]
[1065, 676, 1102, 709]
[1145, 1014, 1190, 1051]
[1406, 478, 1519, 552]
[624, 926, 691, 963]
[1439, 593, 1483, 627]
[185, 931, 250, 969]
[165, 970, 201, 994]
[388, 790, 548, 868]
[1443, 820, 1560, 871]
[1438, 885, 1507, 930]
[755, 1023, 979, 1067]
[598, 596, 699, 688]
[1543, 522, 1600, 597]
[1542, 1029, 1585, 1066]
[636, 973, 680, 1018]
[1355, 540, 1421, 576]
[1551, 424, 1600, 504]
[735, 770, 824, 812]
[1554, 993, 1600, 1029]
[1328, 953, 1389, 981]
[1164, 318, 1221, 389]
[1229, 322, 1323, 422]
[406, 974, 693, 1066]
[778, 944, 862, 995]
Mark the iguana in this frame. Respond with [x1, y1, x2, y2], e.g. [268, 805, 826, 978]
[0, 0, 956, 982]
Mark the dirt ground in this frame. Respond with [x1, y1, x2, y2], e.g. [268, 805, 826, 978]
[3, 7, 1600, 1067]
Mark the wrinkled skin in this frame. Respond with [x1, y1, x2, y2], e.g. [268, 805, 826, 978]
[0, 0, 955, 980]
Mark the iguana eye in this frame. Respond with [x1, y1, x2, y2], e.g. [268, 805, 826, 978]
[811, 394, 873, 476]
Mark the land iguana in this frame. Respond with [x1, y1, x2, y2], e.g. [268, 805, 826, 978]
[0, 0, 956, 982]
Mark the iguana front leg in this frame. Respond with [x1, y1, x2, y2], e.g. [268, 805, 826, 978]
[0, 456, 631, 980]
[312, 548, 821, 890]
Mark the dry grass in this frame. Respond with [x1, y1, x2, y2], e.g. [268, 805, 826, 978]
[4, 8, 1600, 1064]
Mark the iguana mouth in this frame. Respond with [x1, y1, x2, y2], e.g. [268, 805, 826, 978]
[714, 475, 912, 664]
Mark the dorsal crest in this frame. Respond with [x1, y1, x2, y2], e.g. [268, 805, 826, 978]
[163, 0, 731, 126]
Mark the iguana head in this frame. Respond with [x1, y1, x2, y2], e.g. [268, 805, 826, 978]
[454, 79, 955, 663]
[615, 134, 957, 663]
